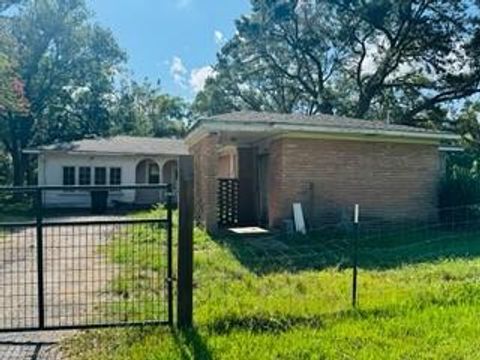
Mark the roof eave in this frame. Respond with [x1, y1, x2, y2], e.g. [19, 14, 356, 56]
[275, 123, 459, 141]
[24, 149, 188, 156]
[189, 119, 459, 142]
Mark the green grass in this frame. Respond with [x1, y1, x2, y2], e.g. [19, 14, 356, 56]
[63, 213, 480, 359]
[0, 198, 33, 222]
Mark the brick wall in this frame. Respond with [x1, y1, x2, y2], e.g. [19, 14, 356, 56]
[218, 154, 231, 179]
[218, 149, 238, 179]
[190, 134, 218, 232]
[267, 137, 441, 228]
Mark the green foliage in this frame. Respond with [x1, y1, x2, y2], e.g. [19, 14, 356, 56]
[0, 0, 191, 185]
[0, 1, 28, 116]
[194, 0, 480, 127]
[0, 149, 11, 184]
[11, 0, 126, 141]
[65, 209, 480, 359]
[112, 80, 189, 138]
[457, 101, 480, 153]
[439, 168, 480, 209]
[0, 0, 126, 185]
[439, 152, 480, 211]
[0, 54, 27, 114]
[191, 76, 239, 116]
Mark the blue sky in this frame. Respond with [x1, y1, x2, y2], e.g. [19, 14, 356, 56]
[87, 0, 250, 100]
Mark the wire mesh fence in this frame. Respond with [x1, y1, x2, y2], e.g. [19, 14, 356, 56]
[193, 228, 353, 331]
[353, 207, 480, 311]
[193, 204, 480, 331]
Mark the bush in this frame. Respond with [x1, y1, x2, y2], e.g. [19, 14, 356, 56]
[0, 152, 11, 185]
[439, 168, 480, 208]
[438, 152, 480, 224]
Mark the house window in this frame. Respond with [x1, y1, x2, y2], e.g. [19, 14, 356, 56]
[63, 167, 76, 186]
[94, 167, 107, 185]
[148, 163, 160, 184]
[110, 167, 122, 185]
[79, 167, 91, 185]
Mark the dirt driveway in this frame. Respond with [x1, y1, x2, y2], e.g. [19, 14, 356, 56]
[0, 216, 125, 359]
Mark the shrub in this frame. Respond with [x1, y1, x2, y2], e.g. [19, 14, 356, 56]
[438, 152, 480, 224]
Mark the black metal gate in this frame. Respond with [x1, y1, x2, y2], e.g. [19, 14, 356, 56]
[0, 185, 173, 332]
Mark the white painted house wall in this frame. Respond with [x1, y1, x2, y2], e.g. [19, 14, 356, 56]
[38, 152, 179, 208]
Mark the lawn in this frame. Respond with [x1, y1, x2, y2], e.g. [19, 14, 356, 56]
[63, 210, 480, 360]
[0, 196, 34, 223]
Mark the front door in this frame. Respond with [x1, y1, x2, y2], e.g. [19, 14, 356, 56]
[257, 154, 269, 226]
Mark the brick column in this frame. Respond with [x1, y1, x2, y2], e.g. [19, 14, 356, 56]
[190, 133, 219, 233]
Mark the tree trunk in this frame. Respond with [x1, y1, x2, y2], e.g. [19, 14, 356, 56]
[6, 113, 33, 187]
[25, 155, 36, 185]
[355, 90, 375, 118]
[11, 145, 25, 187]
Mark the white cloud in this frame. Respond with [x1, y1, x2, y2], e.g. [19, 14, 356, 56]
[214, 30, 225, 46]
[170, 56, 188, 88]
[189, 66, 216, 93]
[169, 57, 216, 93]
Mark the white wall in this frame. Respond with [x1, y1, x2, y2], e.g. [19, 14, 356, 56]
[39, 152, 178, 208]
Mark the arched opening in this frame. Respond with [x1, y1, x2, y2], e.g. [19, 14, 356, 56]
[135, 159, 160, 204]
[162, 160, 178, 191]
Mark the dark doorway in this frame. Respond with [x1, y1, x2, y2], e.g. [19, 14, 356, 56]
[257, 154, 269, 226]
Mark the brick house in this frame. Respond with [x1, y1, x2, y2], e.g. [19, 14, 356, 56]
[186, 111, 459, 233]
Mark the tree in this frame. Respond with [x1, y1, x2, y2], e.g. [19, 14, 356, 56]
[112, 80, 188, 138]
[0, 0, 27, 115]
[334, 0, 479, 123]
[0, 0, 125, 185]
[195, 0, 480, 128]
[195, 0, 344, 115]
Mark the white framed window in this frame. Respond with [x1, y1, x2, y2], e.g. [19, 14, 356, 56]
[63, 167, 76, 186]
[79, 167, 91, 186]
[94, 167, 107, 185]
[109, 167, 122, 185]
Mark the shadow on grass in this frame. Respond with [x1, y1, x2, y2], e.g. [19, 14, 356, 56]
[212, 224, 480, 275]
[0, 340, 59, 360]
[206, 313, 325, 334]
[201, 307, 410, 336]
[173, 327, 213, 360]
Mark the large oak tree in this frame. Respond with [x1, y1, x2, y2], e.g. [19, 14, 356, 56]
[1, 0, 125, 185]
[195, 0, 480, 129]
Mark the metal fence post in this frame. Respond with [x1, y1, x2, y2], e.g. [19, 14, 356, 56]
[177, 155, 194, 328]
[35, 188, 45, 328]
[352, 204, 359, 308]
[166, 184, 174, 326]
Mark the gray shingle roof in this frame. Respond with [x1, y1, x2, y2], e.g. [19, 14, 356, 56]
[33, 136, 189, 156]
[201, 111, 452, 136]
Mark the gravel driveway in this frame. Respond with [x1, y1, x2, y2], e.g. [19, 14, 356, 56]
[0, 216, 126, 360]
